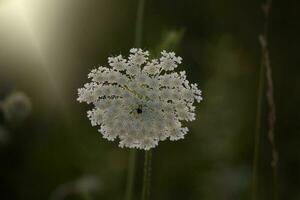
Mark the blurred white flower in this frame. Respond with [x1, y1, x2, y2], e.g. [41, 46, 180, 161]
[77, 48, 202, 150]
[50, 175, 101, 200]
[74, 175, 100, 193]
[1, 91, 32, 123]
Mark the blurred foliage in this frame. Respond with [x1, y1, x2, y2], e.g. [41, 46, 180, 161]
[0, 0, 300, 200]
[153, 29, 185, 54]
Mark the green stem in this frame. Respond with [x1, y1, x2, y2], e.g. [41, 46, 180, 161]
[125, 149, 137, 200]
[134, 0, 146, 48]
[124, 1, 146, 200]
[252, 51, 265, 200]
[141, 150, 152, 200]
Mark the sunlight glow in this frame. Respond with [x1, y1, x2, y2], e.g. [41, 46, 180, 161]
[0, 0, 69, 112]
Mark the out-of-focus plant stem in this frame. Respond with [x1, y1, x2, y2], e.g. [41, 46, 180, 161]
[259, 1, 278, 199]
[125, 149, 137, 200]
[134, 0, 145, 48]
[253, 0, 278, 200]
[125, 1, 146, 200]
[141, 150, 152, 200]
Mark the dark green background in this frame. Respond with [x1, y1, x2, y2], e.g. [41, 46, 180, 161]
[0, 0, 299, 199]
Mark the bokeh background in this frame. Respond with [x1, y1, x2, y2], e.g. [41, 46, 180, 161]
[0, 0, 299, 199]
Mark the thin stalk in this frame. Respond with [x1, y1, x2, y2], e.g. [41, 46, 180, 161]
[134, 0, 146, 48]
[260, 1, 279, 199]
[141, 150, 152, 200]
[124, 1, 146, 200]
[125, 149, 137, 200]
[253, 0, 278, 199]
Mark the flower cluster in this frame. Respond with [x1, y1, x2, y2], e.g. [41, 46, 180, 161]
[77, 48, 202, 150]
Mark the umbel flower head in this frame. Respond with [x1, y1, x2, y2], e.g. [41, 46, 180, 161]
[77, 48, 202, 150]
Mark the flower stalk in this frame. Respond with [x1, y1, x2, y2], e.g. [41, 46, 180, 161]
[259, 0, 279, 198]
[252, 0, 278, 199]
[134, 0, 146, 48]
[125, 0, 146, 199]
[141, 150, 152, 200]
[125, 149, 137, 200]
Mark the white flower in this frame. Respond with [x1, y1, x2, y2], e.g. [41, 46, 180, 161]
[77, 48, 202, 150]
[1, 91, 32, 123]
